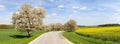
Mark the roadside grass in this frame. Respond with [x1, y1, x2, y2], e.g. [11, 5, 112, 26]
[0, 29, 46, 44]
[63, 32, 119, 44]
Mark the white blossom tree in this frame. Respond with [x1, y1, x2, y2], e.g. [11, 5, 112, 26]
[12, 3, 45, 37]
[44, 23, 63, 31]
[63, 19, 77, 32]
[53, 23, 63, 31]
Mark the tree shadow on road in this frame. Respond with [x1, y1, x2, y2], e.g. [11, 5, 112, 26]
[9, 35, 31, 38]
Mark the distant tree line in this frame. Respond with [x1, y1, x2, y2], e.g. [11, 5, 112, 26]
[98, 24, 120, 27]
[0, 25, 14, 29]
[77, 24, 120, 27]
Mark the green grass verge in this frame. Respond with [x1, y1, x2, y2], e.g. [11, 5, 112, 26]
[62, 32, 119, 44]
[0, 29, 46, 44]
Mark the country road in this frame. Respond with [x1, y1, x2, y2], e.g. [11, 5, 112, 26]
[29, 31, 73, 44]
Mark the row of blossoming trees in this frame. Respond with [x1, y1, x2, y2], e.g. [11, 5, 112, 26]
[12, 3, 77, 37]
[43, 19, 77, 32]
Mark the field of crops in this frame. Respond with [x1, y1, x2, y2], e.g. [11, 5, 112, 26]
[76, 26, 120, 43]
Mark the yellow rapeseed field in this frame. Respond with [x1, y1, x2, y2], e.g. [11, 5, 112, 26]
[75, 26, 120, 42]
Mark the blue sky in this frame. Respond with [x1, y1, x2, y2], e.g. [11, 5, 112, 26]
[0, 0, 120, 26]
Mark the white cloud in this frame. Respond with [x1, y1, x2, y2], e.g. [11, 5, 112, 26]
[46, 13, 57, 18]
[0, 5, 5, 10]
[72, 6, 88, 10]
[72, 6, 79, 9]
[51, 13, 57, 15]
[46, 15, 50, 18]
[34, 6, 40, 8]
[58, 5, 64, 9]
[79, 6, 87, 10]
[116, 9, 120, 12]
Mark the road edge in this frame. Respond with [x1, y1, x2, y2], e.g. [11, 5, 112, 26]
[61, 31, 74, 44]
[28, 32, 48, 44]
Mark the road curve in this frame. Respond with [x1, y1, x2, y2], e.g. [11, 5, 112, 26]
[29, 31, 73, 44]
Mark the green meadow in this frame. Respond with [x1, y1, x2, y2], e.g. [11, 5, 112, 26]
[0, 29, 45, 44]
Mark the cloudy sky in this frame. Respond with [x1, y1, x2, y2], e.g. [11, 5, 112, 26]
[0, 0, 120, 26]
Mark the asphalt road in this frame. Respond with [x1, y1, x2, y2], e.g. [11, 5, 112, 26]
[29, 31, 73, 44]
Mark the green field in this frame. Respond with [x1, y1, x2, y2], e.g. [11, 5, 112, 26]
[63, 26, 120, 44]
[0, 29, 45, 44]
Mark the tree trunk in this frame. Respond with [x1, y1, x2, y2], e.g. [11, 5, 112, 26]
[25, 11, 32, 37]
[27, 30, 31, 37]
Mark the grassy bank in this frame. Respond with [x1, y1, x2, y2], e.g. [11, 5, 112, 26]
[0, 29, 46, 44]
[63, 32, 119, 44]
[63, 26, 120, 44]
